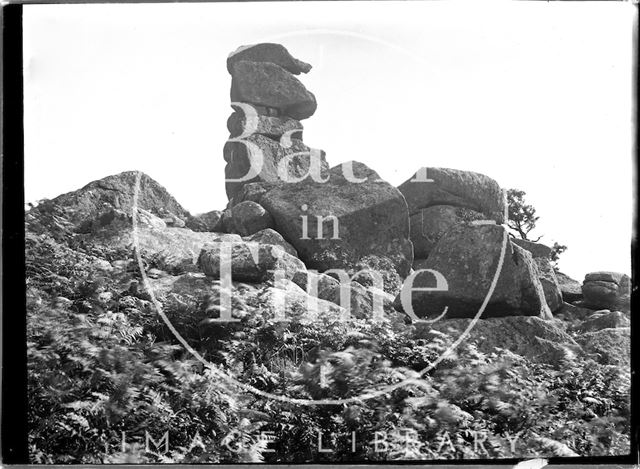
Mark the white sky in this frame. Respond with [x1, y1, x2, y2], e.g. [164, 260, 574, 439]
[23, 1, 635, 281]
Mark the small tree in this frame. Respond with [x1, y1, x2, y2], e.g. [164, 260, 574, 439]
[506, 188, 567, 268]
[506, 189, 541, 242]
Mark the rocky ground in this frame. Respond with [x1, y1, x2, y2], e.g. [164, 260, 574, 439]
[25, 43, 631, 463]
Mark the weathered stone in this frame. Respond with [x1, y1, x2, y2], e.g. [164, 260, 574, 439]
[227, 43, 312, 75]
[227, 110, 303, 140]
[582, 271, 630, 312]
[534, 257, 563, 313]
[409, 205, 484, 258]
[231, 201, 274, 236]
[555, 271, 583, 303]
[577, 310, 630, 333]
[424, 316, 581, 366]
[512, 238, 552, 259]
[186, 210, 222, 232]
[396, 224, 551, 319]
[576, 327, 630, 367]
[198, 241, 306, 283]
[244, 228, 297, 257]
[398, 167, 505, 223]
[223, 134, 328, 200]
[230, 61, 317, 120]
[36, 171, 192, 234]
[261, 161, 413, 280]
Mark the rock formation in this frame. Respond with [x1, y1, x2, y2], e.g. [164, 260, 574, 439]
[25, 41, 632, 346]
[224, 44, 328, 201]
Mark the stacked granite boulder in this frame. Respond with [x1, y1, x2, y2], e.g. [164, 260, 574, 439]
[224, 43, 329, 203]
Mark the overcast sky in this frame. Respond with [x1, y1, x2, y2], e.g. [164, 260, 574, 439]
[23, 1, 635, 281]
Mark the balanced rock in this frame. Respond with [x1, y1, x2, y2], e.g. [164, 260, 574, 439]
[230, 61, 317, 120]
[223, 134, 328, 200]
[396, 223, 552, 319]
[261, 161, 413, 281]
[198, 241, 306, 283]
[227, 43, 312, 76]
[227, 110, 303, 140]
[231, 200, 274, 236]
[409, 205, 485, 258]
[582, 271, 630, 312]
[398, 167, 505, 223]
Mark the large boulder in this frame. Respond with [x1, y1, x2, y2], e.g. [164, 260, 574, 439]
[555, 271, 583, 303]
[229, 61, 317, 120]
[261, 161, 413, 281]
[409, 205, 484, 258]
[197, 241, 306, 283]
[223, 134, 328, 200]
[227, 43, 312, 76]
[231, 201, 274, 236]
[582, 271, 630, 312]
[398, 167, 505, 223]
[424, 316, 581, 366]
[396, 223, 552, 320]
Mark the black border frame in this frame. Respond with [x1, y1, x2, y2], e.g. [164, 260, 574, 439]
[1, 1, 638, 466]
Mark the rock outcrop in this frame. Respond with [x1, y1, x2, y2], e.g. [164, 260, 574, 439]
[396, 223, 552, 319]
[582, 271, 631, 313]
[32, 171, 191, 234]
